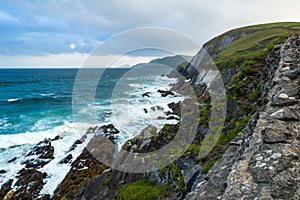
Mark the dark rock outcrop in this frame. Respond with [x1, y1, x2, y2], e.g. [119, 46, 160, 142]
[52, 124, 120, 200]
[0, 137, 58, 199]
[0, 179, 13, 200]
[157, 89, 175, 97]
[142, 92, 151, 97]
[22, 138, 54, 169]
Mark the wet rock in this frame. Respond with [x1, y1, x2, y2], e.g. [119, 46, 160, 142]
[167, 101, 181, 116]
[167, 115, 180, 120]
[59, 154, 73, 164]
[7, 157, 17, 163]
[0, 179, 13, 200]
[52, 135, 62, 141]
[157, 116, 165, 120]
[156, 105, 164, 110]
[98, 124, 120, 142]
[157, 89, 175, 97]
[22, 138, 54, 168]
[142, 92, 151, 97]
[122, 125, 157, 152]
[0, 169, 7, 174]
[151, 105, 164, 111]
[69, 139, 83, 151]
[12, 168, 47, 199]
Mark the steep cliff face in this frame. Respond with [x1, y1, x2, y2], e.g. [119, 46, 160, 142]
[186, 34, 300, 200]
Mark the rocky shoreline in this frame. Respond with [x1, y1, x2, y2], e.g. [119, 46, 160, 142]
[0, 84, 185, 200]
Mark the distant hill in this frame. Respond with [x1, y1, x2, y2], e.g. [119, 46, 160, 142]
[132, 55, 192, 69]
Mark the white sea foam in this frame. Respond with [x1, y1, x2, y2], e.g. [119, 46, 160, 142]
[110, 74, 184, 149]
[39, 126, 95, 196]
[0, 121, 95, 187]
[7, 98, 20, 103]
[40, 93, 56, 97]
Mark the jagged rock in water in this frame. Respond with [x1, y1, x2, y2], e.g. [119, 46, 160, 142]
[59, 154, 73, 164]
[157, 89, 175, 97]
[22, 138, 55, 168]
[13, 168, 48, 199]
[52, 124, 120, 200]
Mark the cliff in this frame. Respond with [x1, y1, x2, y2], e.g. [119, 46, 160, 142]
[186, 33, 300, 200]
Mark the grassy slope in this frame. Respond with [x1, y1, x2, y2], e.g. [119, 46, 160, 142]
[211, 22, 300, 68]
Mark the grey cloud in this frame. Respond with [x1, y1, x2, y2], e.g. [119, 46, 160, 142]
[0, 0, 300, 55]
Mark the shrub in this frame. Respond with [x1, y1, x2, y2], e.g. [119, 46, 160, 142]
[117, 179, 164, 200]
[240, 60, 255, 79]
[202, 160, 217, 174]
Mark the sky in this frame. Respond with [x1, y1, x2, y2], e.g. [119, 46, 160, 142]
[0, 0, 300, 68]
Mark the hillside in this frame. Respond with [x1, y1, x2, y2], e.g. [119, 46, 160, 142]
[132, 55, 192, 69]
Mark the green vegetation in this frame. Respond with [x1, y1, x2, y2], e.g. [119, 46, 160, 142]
[184, 143, 202, 156]
[249, 83, 261, 102]
[240, 61, 255, 78]
[117, 179, 164, 200]
[103, 174, 112, 185]
[211, 22, 300, 69]
[193, 22, 300, 178]
[159, 163, 186, 192]
[60, 197, 68, 200]
[202, 160, 216, 174]
[199, 106, 210, 128]
[200, 115, 250, 174]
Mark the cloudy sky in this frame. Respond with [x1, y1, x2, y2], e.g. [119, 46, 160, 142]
[0, 0, 300, 68]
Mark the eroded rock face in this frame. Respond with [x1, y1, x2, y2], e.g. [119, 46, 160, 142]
[0, 137, 57, 200]
[22, 138, 55, 169]
[52, 124, 120, 200]
[187, 35, 300, 200]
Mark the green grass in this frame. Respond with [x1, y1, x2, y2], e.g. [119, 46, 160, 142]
[202, 160, 217, 174]
[249, 83, 261, 102]
[211, 22, 300, 69]
[117, 179, 164, 200]
[200, 116, 250, 174]
[159, 163, 186, 192]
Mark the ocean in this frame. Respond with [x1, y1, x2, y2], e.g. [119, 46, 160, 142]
[0, 67, 183, 194]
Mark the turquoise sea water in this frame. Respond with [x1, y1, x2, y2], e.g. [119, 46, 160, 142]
[0, 68, 128, 135]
